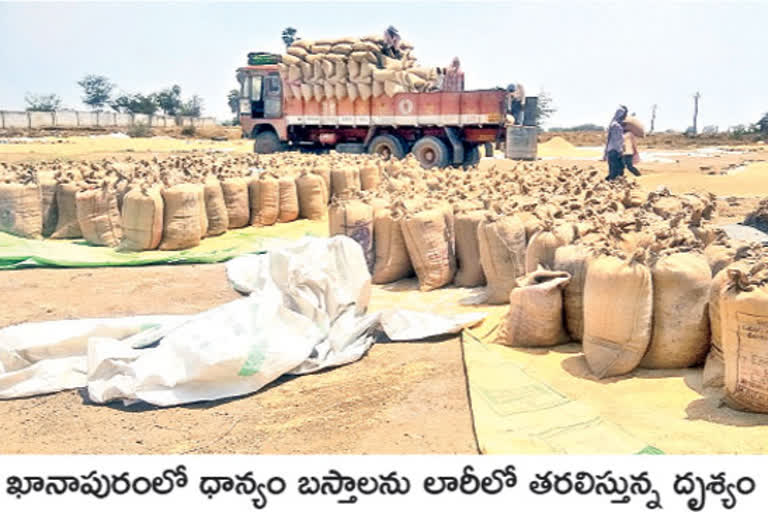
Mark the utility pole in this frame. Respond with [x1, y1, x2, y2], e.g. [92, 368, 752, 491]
[650, 104, 657, 134]
[692, 92, 701, 135]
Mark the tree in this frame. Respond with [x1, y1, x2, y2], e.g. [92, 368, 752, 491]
[535, 91, 556, 127]
[757, 112, 768, 133]
[282, 27, 298, 48]
[228, 89, 240, 114]
[77, 75, 114, 110]
[179, 95, 203, 117]
[110, 93, 158, 115]
[24, 93, 62, 112]
[155, 85, 182, 116]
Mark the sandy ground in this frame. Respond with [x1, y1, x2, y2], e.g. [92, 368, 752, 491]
[0, 265, 477, 454]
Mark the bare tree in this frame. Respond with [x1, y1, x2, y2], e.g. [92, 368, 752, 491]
[692, 92, 701, 135]
[649, 104, 657, 134]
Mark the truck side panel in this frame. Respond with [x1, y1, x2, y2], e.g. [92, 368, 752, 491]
[371, 95, 395, 125]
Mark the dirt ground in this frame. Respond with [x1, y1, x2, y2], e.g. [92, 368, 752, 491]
[0, 265, 477, 454]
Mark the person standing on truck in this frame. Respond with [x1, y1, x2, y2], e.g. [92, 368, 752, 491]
[622, 124, 641, 176]
[506, 84, 525, 125]
[604, 105, 629, 181]
[442, 57, 465, 92]
[382, 26, 402, 59]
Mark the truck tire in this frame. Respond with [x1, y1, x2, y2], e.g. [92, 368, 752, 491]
[253, 131, 281, 154]
[368, 134, 406, 160]
[463, 144, 480, 169]
[412, 136, 450, 169]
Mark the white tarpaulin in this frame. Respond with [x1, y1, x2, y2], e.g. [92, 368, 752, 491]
[0, 236, 484, 406]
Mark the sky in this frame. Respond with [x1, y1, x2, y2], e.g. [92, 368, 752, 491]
[0, 1, 766, 131]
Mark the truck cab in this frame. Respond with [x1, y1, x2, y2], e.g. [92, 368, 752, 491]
[237, 66, 286, 153]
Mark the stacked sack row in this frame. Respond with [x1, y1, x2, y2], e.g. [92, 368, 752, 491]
[0, 154, 390, 251]
[279, 35, 440, 102]
[325, 157, 768, 413]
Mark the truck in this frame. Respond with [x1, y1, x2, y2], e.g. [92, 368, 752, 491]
[236, 64, 535, 168]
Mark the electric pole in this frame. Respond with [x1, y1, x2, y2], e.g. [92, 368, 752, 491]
[650, 104, 657, 134]
[692, 92, 701, 135]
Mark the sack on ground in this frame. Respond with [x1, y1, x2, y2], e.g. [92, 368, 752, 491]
[583, 254, 653, 378]
[0, 183, 42, 239]
[120, 185, 164, 251]
[75, 186, 123, 247]
[499, 269, 571, 347]
[477, 214, 527, 304]
[401, 208, 456, 291]
[159, 184, 203, 250]
[640, 253, 711, 369]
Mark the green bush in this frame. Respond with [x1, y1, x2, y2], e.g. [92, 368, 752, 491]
[181, 125, 197, 137]
[127, 122, 151, 138]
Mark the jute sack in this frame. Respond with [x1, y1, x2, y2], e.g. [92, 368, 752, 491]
[329, 199, 374, 272]
[640, 253, 711, 369]
[704, 243, 735, 277]
[278, 177, 299, 223]
[703, 261, 752, 389]
[499, 269, 571, 347]
[517, 212, 542, 241]
[371, 208, 413, 284]
[453, 210, 488, 287]
[526, 222, 571, 273]
[330, 167, 361, 197]
[39, 176, 58, 237]
[0, 183, 42, 239]
[254, 174, 280, 226]
[51, 183, 83, 239]
[401, 208, 456, 291]
[721, 266, 768, 412]
[295, 171, 327, 220]
[477, 215, 527, 304]
[221, 178, 250, 228]
[248, 178, 261, 226]
[159, 184, 203, 250]
[583, 254, 653, 378]
[553, 245, 592, 342]
[360, 162, 381, 191]
[75, 186, 123, 247]
[196, 185, 208, 239]
[119, 185, 164, 251]
[313, 165, 331, 203]
[203, 177, 229, 237]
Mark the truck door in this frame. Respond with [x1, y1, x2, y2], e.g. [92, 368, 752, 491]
[263, 73, 283, 119]
[248, 75, 264, 119]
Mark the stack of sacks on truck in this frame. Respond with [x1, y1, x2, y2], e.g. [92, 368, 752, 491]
[279, 35, 439, 102]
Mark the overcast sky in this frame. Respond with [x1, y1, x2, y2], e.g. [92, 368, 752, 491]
[1, 1, 766, 130]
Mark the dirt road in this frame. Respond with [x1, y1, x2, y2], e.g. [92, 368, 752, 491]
[0, 265, 477, 454]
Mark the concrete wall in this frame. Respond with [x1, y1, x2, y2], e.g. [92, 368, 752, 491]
[2, 111, 30, 129]
[0, 110, 219, 130]
[54, 111, 78, 128]
[115, 113, 133, 127]
[29, 111, 54, 128]
[97, 111, 116, 127]
[78, 111, 98, 127]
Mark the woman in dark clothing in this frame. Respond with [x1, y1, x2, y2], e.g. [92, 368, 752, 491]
[604, 106, 628, 181]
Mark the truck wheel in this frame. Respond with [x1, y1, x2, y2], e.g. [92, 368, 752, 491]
[253, 131, 281, 154]
[368, 134, 406, 160]
[462, 144, 480, 169]
[412, 136, 450, 169]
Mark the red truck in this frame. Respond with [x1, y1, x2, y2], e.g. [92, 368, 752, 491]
[236, 64, 522, 168]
